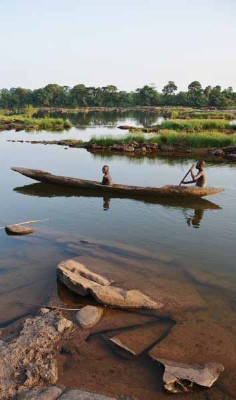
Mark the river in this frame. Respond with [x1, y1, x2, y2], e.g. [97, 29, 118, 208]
[0, 112, 235, 399]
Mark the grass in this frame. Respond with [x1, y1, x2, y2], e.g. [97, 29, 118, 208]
[160, 119, 236, 131]
[90, 130, 236, 149]
[170, 111, 236, 120]
[0, 114, 72, 130]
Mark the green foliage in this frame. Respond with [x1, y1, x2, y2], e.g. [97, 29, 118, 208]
[90, 130, 236, 149]
[24, 105, 38, 118]
[160, 119, 235, 131]
[0, 114, 72, 131]
[0, 82, 235, 109]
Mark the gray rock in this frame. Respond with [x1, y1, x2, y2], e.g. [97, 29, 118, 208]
[75, 306, 103, 329]
[90, 286, 162, 310]
[17, 385, 63, 399]
[58, 389, 116, 399]
[57, 260, 112, 296]
[156, 358, 224, 392]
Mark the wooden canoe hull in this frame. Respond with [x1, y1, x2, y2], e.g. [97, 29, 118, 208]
[11, 167, 224, 198]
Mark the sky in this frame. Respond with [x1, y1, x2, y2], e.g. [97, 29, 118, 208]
[0, 0, 235, 92]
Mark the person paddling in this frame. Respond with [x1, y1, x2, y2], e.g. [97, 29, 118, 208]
[181, 160, 207, 188]
[102, 165, 113, 186]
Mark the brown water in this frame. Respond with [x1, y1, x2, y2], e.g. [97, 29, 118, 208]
[0, 112, 236, 398]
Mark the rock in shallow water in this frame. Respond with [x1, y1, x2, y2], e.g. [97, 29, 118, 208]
[0, 311, 74, 399]
[58, 388, 117, 399]
[75, 305, 103, 329]
[5, 224, 34, 235]
[16, 385, 63, 399]
[57, 259, 112, 296]
[90, 286, 163, 310]
[156, 358, 224, 392]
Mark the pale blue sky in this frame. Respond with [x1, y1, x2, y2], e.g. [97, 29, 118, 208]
[0, 0, 235, 91]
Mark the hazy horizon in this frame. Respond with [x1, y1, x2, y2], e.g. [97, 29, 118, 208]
[0, 0, 235, 91]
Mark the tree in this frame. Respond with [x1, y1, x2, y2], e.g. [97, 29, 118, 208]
[187, 81, 206, 107]
[162, 81, 178, 95]
[135, 85, 159, 106]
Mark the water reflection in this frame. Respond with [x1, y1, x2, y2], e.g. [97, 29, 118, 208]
[184, 208, 204, 228]
[14, 183, 221, 228]
[35, 111, 163, 128]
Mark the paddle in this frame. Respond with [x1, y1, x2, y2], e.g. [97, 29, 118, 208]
[179, 166, 193, 186]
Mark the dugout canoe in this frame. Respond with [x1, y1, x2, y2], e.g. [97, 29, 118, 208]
[11, 167, 224, 198]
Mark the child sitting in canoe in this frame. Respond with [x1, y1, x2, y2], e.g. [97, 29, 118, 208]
[102, 165, 113, 186]
[181, 160, 207, 188]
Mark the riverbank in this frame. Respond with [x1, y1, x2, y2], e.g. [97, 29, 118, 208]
[0, 115, 72, 132]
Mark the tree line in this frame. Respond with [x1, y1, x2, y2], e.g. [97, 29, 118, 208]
[0, 81, 235, 109]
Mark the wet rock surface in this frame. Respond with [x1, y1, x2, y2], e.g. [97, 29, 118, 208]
[90, 286, 162, 310]
[0, 310, 73, 399]
[155, 359, 224, 392]
[5, 224, 34, 235]
[57, 259, 162, 310]
[75, 306, 103, 329]
[57, 259, 112, 296]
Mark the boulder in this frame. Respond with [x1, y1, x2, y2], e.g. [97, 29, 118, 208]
[5, 225, 34, 235]
[226, 153, 236, 160]
[155, 358, 224, 392]
[57, 260, 112, 296]
[90, 286, 163, 310]
[75, 306, 103, 329]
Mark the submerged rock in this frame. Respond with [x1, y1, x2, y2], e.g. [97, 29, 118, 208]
[16, 385, 63, 399]
[90, 286, 162, 310]
[155, 358, 224, 392]
[0, 310, 73, 398]
[58, 388, 117, 399]
[5, 224, 34, 235]
[109, 320, 172, 356]
[76, 305, 103, 329]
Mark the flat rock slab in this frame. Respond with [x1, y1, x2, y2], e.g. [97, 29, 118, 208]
[156, 358, 224, 391]
[58, 388, 117, 400]
[109, 320, 173, 356]
[5, 224, 34, 235]
[149, 319, 236, 367]
[90, 286, 163, 310]
[76, 306, 103, 329]
[16, 385, 63, 399]
[57, 259, 112, 296]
